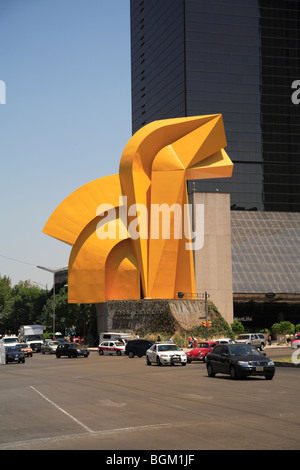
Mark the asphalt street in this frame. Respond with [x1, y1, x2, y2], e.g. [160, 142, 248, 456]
[0, 347, 299, 451]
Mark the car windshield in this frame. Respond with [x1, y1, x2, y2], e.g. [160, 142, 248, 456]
[236, 335, 249, 340]
[197, 343, 210, 348]
[49, 341, 59, 346]
[229, 345, 261, 356]
[19, 344, 28, 347]
[115, 341, 124, 346]
[157, 344, 180, 352]
[6, 346, 21, 352]
[3, 338, 18, 344]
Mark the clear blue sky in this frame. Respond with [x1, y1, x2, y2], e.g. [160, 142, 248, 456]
[0, 0, 131, 288]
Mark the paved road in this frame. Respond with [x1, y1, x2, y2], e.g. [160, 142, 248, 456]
[0, 349, 299, 451]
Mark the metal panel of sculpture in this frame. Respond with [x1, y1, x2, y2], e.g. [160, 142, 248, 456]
[43, 115, 233, 302]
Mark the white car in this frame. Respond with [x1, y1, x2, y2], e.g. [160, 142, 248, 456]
[2, 336, 20, 347]
[213, 338, 236, 344]
[98, 340, 126, 356]
[146, 343, 187, 366]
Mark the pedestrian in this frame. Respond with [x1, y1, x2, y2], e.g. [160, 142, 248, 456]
[268, 334, 272, 346]
[168, 336, 173, 342]
[135, 333, 139, 340]
[285, 334, 290, 345]
[193, 337, 198, 348]
[157, 335, 161, 342]
[188, 337, 193, 348]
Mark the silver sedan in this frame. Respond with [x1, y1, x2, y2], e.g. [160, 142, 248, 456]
[41, 341, 60, 354]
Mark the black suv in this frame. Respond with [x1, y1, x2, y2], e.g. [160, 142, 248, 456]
[125, 339, 153, 358]
[5, 346, 25, 364]
[55, 343, 90, 358]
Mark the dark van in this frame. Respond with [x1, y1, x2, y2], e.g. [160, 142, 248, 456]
[125, 339, 154, 358]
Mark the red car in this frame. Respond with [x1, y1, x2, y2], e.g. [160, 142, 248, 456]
[187, 341, 218, 363]
[291, 334, 300, 349]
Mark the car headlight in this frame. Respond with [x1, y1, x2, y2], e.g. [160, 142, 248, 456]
[237, 361, 250, 366]
[267, 360, 274, 366]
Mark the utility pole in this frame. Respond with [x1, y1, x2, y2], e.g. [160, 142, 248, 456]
[205, 291, 208, 340]
[37, 266, 66, 334]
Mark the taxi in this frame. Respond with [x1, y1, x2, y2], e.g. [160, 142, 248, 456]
[98, 340, 126, 356]
[18, 343, 33, 357]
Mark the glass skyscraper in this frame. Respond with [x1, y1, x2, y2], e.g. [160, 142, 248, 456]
[131, 0, 300, 212]
[130, 0, 300, 327]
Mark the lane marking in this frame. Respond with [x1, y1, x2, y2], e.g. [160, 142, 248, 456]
[30, 386, 93, 433]
[0, 422, 180, 450]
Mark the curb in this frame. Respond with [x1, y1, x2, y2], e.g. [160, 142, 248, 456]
[274, 361, 300, 368]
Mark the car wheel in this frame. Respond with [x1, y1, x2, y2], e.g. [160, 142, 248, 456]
[230, 365, 239, 379]
[56, 354, 60, 358]
[156, 357, 162, 366]
[265, 373, 274, 380]
[116, 350, 121, 356]
[207, 362, 215, 377]
[128, 351, 134, 358]
[181, 362, 186, 366]
[146, 356, 151, 366]
[98, 349, 104, 355]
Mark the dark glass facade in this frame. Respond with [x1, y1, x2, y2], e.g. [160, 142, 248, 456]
[130, 0, 300, 212]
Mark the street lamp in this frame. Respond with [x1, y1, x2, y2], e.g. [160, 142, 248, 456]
[177, 290, 211, 340]
[37, 266, 67, 334]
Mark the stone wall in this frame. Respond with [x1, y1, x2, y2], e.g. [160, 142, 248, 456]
[96, 298, 210, 335]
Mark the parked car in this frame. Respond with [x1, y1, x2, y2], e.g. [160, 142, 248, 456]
[206, 343, 275, 380]
[5, 345, 25, 364]
[236, 333, 266, 350]
[41, 340, 60, 354]
[187, 341, 218, 363]
[98, 340, 126, 356]
[2, 336, 20, 347]
[146, 343, 187, 366]
[18, 343, 33, 357]
[213, 338, 236, 344]
[125, 339, 154, 358]
[291, 334, 300, 349]
[55, 343, 90, 358]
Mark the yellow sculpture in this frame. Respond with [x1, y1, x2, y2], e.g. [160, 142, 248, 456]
[43, 115, 233, 303]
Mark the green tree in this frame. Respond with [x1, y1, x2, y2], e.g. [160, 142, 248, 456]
[0, 281, 47, 334]
[42, 284, 97, 344]
[231, 319, 244, 335]
[271, 321, 295, 336]
[0, 275, 12, 310]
